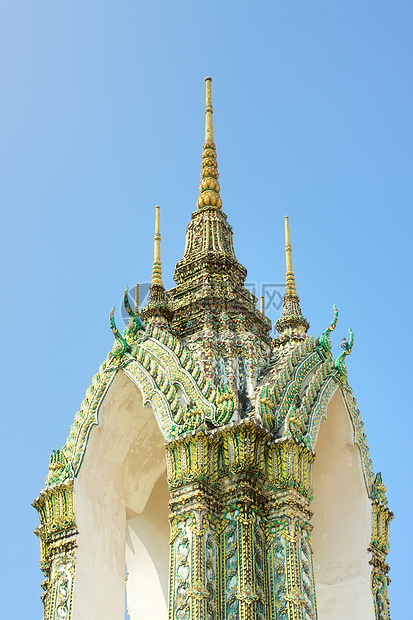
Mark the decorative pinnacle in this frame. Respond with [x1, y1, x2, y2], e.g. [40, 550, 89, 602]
[197, 77, 222, 210]
[284, 216, 297, 296]
[275, 217, 309, 338]
[141, 204, 173, 326]
[205, 77, 213, 143]
[151, 205, 163, 285]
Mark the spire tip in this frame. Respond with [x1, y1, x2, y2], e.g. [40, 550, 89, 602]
[197, 77, 222, 210]
[205, 77, 214, 144]
[284, 216, 295, 295]
[275, 217, 310, 338]
[152, 205, 162, 286]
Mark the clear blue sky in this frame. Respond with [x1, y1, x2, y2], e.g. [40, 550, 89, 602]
[1, 2, 411, 617]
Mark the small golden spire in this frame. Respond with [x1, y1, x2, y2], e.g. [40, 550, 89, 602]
[260, 295, 265, 314]
[274, 217, 309, 339]
[284, 216, 297, 296]
[197, 77, 222, 210]
[140, 205, 173, 327]
[205, 77, 213, 143]
[151, 205, 163, 285]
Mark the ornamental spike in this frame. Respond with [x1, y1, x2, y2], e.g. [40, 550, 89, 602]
[274, 217, 309, 340]
[284, 216, 297, 296]
[151, 205, 163, 286]
[140, 205, 173, 327]
[197, 77, 222, 210]
[205, 76, 214, 144]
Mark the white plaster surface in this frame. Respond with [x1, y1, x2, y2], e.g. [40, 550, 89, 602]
[126, 474, 170, 619]
[312, 389, 375, 620]
[72, 371, 168, 620]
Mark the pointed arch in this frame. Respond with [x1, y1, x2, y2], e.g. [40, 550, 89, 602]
[311, 389, 375, 619]
[71, 371, 168, 619]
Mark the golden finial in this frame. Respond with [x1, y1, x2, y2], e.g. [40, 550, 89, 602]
[260, 295, 265, 314]
[140, 205, 173, 326]
[274, 216, 309, 339]
[197, 77, 222, 210]
[284, 216, 297, 296]
[205, 77, 213, 143]
[151, 205, 163, 286]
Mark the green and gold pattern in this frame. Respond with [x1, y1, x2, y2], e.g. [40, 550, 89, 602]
[33, 480, 77, 620]
[166, 425, 319, 620]
[369, 473, 393, 620]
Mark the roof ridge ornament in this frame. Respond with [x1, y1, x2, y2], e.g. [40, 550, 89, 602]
[318, 305, 339, 352]
[123, 286, 143, 335]
[274, 216, 310, 340]
[197, 77, 222, 210]
[110, 307, 130, 357]
[334, 328, 354, 378]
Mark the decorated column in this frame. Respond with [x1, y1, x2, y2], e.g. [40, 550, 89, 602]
[265, 440, 317, 620]
[166, 432, 221, 620]
[33, 452, 77, 620]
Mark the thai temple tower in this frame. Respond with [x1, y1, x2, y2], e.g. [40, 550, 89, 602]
[33, 78, 393, 620]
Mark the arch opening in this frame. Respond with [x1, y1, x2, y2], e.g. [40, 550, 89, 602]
[311, 389, 374, 619]
[71, 371, 170, 620]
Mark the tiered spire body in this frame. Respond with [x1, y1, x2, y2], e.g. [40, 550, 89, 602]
[170, 78, 271, 344]
[274, 216, 309, 339]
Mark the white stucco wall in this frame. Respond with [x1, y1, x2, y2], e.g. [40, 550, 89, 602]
[312, 389, 375, 620]
[125, 474, 170, 619]
[71, 371, 168, 620]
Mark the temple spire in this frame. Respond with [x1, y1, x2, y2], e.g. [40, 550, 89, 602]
[197, 77, 222, 210]
[171, 78, 271, 343]
[151, 205, 163, 285]
[275, 217, 309, 339]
